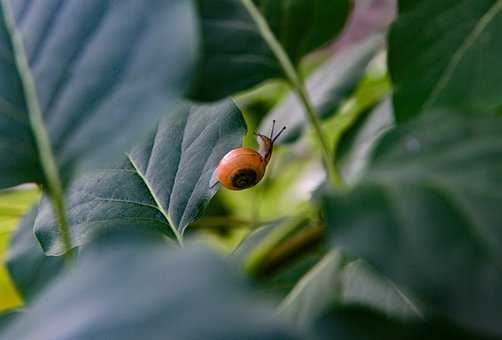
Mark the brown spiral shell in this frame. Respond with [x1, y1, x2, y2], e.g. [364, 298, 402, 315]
[214, 123, 285, 191]
[217, 148, 266, 190]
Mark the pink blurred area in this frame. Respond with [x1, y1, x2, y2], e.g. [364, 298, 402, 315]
[332, 0, 396, 51]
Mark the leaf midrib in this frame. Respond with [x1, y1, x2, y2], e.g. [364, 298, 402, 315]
[127, 155, 182, 245]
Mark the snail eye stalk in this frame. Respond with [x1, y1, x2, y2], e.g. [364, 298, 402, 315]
[253, 121, 286, 142]
[270, 120, 276, 140]
[272, 126, 286, 143]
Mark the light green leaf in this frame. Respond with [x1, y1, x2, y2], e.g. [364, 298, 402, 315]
[0, 187, 39, 312]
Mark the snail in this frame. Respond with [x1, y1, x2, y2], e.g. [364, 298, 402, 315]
[211, 120, 286, 190]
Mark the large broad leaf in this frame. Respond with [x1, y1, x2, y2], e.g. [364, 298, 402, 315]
[35, 100, 246, 255]
[389, 0, 502, 121]
[6, 206, 65, 303]
[312, 306, 495, 340]
[255, 0, 349, 65]
[261, 35, 384, 143]
[322, 111, 502, 336]
[189, 0, 349, 100]
[2, 227, 298, 340]
[279, 251, 420, 328]
[0, 0, 196, 189]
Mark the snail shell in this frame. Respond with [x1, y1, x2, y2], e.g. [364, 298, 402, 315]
[211, 121, 285, 191]
[216, 148, 266, 190]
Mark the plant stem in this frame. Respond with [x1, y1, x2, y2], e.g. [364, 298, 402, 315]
[295, 86, 344, 188]
[240, 0, 344, 188]
[2, 0, 73, 260]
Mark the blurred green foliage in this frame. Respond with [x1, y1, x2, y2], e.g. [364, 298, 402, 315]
[0, 188, 40, 311]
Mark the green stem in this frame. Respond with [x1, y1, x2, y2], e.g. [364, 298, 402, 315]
[295, 86, 344, 188]
[240, 0, 344, 188]
[2, 0, 73, 260]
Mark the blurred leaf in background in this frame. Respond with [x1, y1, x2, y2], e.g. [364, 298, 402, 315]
[279, 251, 421, 328]
[6, 206, 66, 305]
[0, 187, 39, 312]
[261, 35, 386, 144]
[2, 227, 300, 340]
[189, 0, 349, 100]
[311, 305, 495, 340]
[389, 0, 502, 121]
[0, 0, 197, 190]
[323, 111, 502, 336]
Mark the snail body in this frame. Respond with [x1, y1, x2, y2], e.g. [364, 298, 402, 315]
[212, 121, 286, 191]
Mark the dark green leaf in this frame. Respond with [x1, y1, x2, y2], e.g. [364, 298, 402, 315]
[2, 227, 298, 340]
[279, 251, 420, 327]
[189, 0, 349, 100]
[0, 0, 196, 189]
[389, 0, 502, 121]
[312, 306, 496, 340]
[261, 35, 384, 143]
[35, 100, 246, 254]
[6, 206, 65, 302]
[279, 251, 344, 327]
[0, 310, 18, 333]
[255, 0, 349, 65]
[323, 111, 502, 336]
[340, 260, 420, 319]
